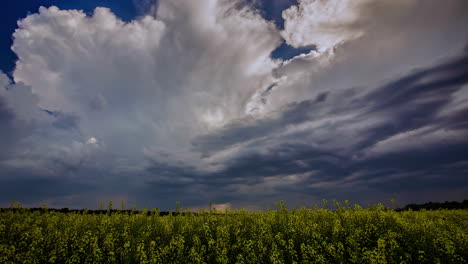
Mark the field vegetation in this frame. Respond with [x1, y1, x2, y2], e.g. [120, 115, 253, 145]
[1, 200, 467, 264]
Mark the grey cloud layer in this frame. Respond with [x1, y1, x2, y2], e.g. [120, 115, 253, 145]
[1, 0, 468, 209]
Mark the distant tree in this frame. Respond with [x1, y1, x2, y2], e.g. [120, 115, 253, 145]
[398, 200, 468, 211]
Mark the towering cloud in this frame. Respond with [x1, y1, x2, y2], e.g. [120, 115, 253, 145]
[1, 0, 468, 209]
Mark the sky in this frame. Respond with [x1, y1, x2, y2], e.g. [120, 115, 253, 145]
[1, 0, 467, 211]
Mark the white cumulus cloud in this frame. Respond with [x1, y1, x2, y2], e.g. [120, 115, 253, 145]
[281, 0, 369, 52]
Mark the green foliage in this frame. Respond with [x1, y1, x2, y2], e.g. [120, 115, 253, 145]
[0, 202, 467, 263]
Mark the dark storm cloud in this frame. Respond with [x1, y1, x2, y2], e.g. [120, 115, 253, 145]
[136, 161, 212, 209]
[184, 52, 468, 206]
[52, 111, 80, 130]
[43, 109, 81, 130]
[0, 97, 16, 141]
[3, 50, 467, 209]
[2, 0, 468, 210]
[365, 56, 468, 113]
[141, 146, 340, 207]
[194, 52, 468, 155]
[146, 160, 201, 183]
[0, 99, 18, 159]
[0, 95, 32, 159]
[191, 89, 358, 156]
[355, 54, 468, 147]
[314, 92, 329, 103]
[202, 141, 468, 206]
[0, 174, 96, 205]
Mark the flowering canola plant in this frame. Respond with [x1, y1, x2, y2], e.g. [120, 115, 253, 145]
[1, 201, 467, 263]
